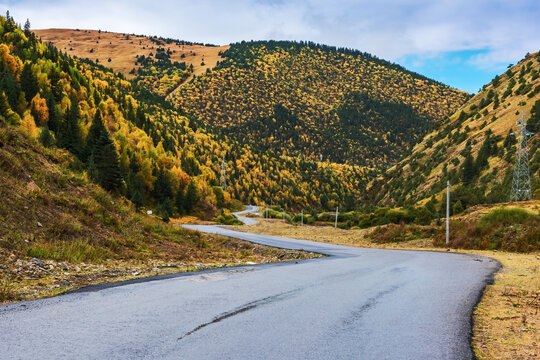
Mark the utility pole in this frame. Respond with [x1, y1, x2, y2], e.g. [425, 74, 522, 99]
[510, 111, 533, 202]
[335, 206, 339, 228]
[219, 158, 228, 191]
[446, 180, 450, 245]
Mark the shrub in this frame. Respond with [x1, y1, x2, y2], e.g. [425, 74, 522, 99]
[215, 209, 243, 225]
[477, 207, 539, 228]
[367, 223, 437, 243]
[434, 207, 540, 252]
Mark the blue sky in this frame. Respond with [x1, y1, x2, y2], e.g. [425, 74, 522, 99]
[397, 49, 511, 94]
[1, 0, 539, 93]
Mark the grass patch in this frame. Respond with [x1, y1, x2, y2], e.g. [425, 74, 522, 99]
[26, 239, 111, 263]
[0, 276, 17, 302]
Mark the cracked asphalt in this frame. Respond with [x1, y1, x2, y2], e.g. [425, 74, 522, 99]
[0, 208, 499, 359]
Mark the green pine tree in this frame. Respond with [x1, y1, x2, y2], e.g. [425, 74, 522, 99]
[45, 94, 61, 133]
[83, 110, 106, 163]
[153, 167, 173, 203]
[20, 62, 39, 102]
[0, 68, 20, 108]
[461, 153, 476, 185]
[184, 180, 198, 213]
[175, 187, 186, 215]
[130, 188, 144, 211]
[58, 101, 83, 157]
[93, 131, 123, 192]
[39, 125, 54, 147]
[527, 99, 540, 133]
[156, 198, 173, 222]
[0, 91, 20, 125]
[453, 200, 464, 214]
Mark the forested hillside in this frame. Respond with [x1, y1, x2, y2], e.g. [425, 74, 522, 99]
[0, 15, 370, 225]
[171, 41, 468, 165]
[368, 52, 540, 215]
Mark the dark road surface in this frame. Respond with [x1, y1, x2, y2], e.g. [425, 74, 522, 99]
[0, 208, 499, 359]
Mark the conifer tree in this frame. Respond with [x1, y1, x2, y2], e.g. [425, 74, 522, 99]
[39, 125, 54, 147]
[129, 172, 145, 210]
[49, 69, 63, 102]
[527, 99, 540, 133]
[45, 94, 60, 133]
[153, 167, 173, 203]
[184, 180, 198, 213]
[23, 19, 31, 36]
[20, 63, 39, 102]
[83, 110, 106, 163]
[58, 101, 82, 157]
[0, 91, 20, 125]
[92, 131, 123, 192]
[461, 153, 475, 185]
[175, 187, 186, 215]
[452, 200, 464, 214]
[0, 68, 20, 108]
[156, 197, 173, 222]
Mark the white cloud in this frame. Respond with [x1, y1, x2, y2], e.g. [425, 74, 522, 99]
[1, 0, 538, 68]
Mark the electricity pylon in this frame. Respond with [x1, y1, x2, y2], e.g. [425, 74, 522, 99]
[510, 111, 533, 202]
[220, 158, 228, 191]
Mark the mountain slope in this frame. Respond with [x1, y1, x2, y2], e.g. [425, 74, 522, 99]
[368, 51, 540, 211]
[171, 41, 468, 165]
[0, 18, 370, 217]
[35, 28, 228, 97]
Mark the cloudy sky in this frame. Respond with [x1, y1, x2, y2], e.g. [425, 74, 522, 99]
[2, 0, 539, 93]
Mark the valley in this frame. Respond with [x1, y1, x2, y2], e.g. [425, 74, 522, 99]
[0, 9, 538, 360]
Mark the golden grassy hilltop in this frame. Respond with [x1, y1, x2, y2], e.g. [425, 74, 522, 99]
[34, 28, 227, 78]
[34, 28, 228, 96]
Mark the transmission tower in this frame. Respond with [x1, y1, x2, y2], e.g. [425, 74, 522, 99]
[510, 111, 533, 202]
[220, 158, 228, 191]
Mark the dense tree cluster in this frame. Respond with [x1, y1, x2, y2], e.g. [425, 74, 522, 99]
[172, 41, 468, 165]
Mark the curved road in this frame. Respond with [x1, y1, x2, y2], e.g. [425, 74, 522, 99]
[0, 209, 499, 359]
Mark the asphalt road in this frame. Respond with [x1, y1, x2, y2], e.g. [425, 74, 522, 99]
[0, 211, 499, 360]
[232, 205, 260, 225]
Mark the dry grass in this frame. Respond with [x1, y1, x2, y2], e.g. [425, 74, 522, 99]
[472, 251, 540, 360]
[34, 28, 228, 83]
[232, 217, 538, 360]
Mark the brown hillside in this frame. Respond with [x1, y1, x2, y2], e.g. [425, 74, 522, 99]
[34, 28, 228, 80]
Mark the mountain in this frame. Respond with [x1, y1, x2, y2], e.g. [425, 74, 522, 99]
[170, 40, 468, 165]
[367, 51, 540, 213]
[34, 28, 228, 97]
[0, 17, 373, 222]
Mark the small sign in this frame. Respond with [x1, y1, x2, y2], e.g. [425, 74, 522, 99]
[147, 210, 153, 215]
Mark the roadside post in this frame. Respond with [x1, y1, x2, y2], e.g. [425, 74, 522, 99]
[301, 210, 303, 227]
[446, 180, 450, 245]
[335, 206, 338, 228]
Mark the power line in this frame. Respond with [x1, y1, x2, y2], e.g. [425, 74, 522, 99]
[510, 111, 533, 202]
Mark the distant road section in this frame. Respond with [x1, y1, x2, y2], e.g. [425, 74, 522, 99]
[0, 213, 498, 359]
[232, 205, 260, 225]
